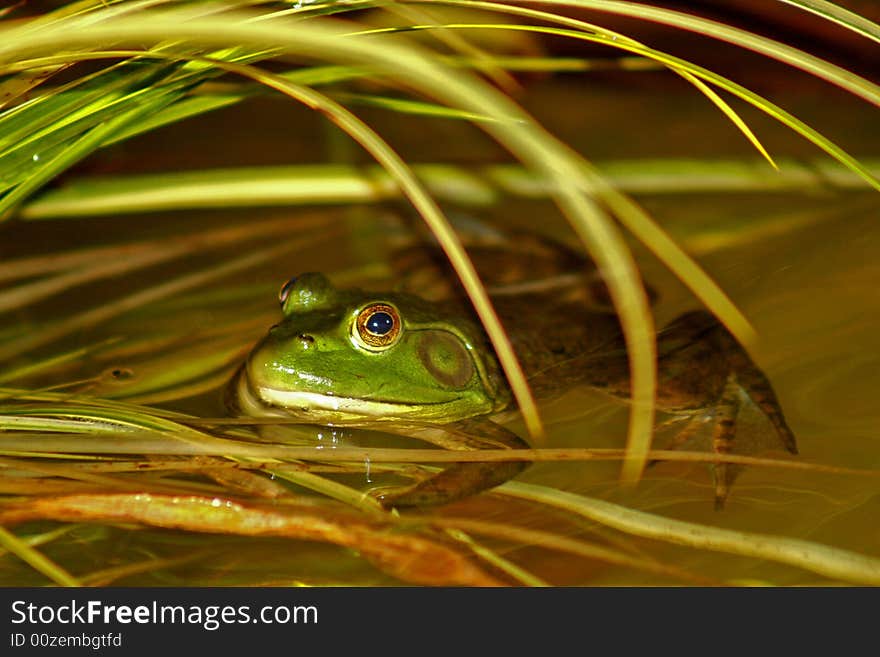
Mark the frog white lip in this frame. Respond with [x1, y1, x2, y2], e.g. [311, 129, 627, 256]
[258, 388, 423, 417]
[234, 367, 468, 421]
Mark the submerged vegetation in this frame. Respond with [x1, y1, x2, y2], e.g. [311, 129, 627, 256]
[0, 0, 878, 586]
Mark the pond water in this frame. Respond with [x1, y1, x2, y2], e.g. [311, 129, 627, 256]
[0, 77, 877, 586]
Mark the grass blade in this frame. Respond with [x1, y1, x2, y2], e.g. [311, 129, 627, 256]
[500, 481, 880, 586]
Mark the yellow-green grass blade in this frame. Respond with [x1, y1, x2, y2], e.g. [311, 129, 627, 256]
[442, 527, 549, 586]
[780, 0, 880, 45]
[0, 62, 201, 198]
[1, 56, 371, 149]
[670, 70, 777, 170]
[355, 8, 779, 171]
[323, 0, 880, 106]
[444, 53, 661, 72]
[0, 437, 873, 478]
[334, 92, 503, 122]
[0, 63, 70, 111]
[269, 469, 385, 515]
[358, 19, 880, 194]
[453, 0, 880, 107]
[0, 60, 167, 153]
[499, 481, 880, 586]
[0, 43, 275, 206]
[0, 100, 166, 221]
[377, 1, 521, 93]
[8, 53, 655, 149]
[0, 525, 80, 558]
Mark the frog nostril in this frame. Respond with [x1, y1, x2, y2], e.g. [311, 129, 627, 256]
[298, 333, 315, 347]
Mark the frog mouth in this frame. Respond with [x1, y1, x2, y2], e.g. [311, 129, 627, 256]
[235, 370, 459, 420]
[258, 387, 444, 417]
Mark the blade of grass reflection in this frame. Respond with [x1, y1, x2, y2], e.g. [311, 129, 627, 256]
[0, 525, 80, 586]
[78, 548, 223, 586]
[0, 524, 79, 558]
[0, 215, 323, 312]
[0, 339, 120, 385]
[110, 348, 246, 404]
[0, 236, 331, 362]
[436, 518, 721, 585]
[0, 454, 209, 495]
[441, 527, 549, 586]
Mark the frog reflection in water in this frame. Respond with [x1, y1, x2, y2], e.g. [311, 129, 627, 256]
[230, 254, 797, 509]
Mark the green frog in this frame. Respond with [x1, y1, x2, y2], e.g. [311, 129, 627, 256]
[229, 244, 797, 510]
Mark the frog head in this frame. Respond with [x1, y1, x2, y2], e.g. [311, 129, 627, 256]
[235, 272, 510, 424]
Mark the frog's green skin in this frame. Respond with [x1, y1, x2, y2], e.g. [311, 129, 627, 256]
[231, 271, 797, 509]
[232, 272, 511, 422]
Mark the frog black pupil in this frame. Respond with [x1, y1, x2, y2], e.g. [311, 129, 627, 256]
[366, 311, 394, 335]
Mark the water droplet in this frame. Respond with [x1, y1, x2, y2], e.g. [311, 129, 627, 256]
[32, 153, 39, 162]
[364, 456, 372, 483]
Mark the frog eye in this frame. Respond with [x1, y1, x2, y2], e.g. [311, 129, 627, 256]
[278, 276, 297, 306]
[352, 303, 402, 351]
